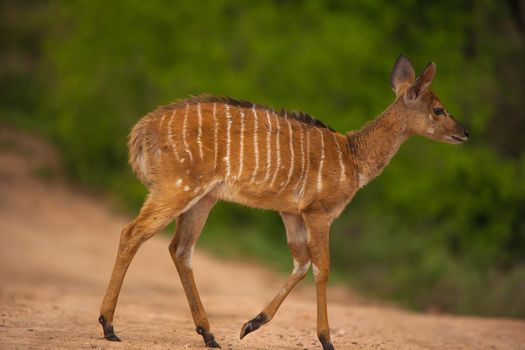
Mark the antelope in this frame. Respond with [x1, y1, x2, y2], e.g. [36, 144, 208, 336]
[99, 55, 468, 350]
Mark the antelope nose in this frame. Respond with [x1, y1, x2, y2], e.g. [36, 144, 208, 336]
[464, 129, 469, 138]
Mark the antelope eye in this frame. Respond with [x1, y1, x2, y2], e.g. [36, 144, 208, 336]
[433, 107, 445, 116]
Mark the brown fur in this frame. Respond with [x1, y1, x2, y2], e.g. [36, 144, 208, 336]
[99, 55, 468, 350]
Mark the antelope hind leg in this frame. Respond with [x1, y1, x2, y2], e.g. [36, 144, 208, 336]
[240, 212, 311, 339]
[98, 191, 196, 341]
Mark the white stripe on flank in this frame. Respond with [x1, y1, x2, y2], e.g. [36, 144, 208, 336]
[269, 112, 281, 187]
[196, 103, 204, 159]
[224, 104, 232, 178]
[160, 114, 166, 131]
[237, 108, 245, 178]
[263, 110, 272, 183]
[213, 103, 218, 170]
[331, 132, 346, 182]
[299, 127, 310, 199]
[296, 123, 305, 192]
[278, 118, 295, 194]
[159, 114, 166, 146]
[158, 114, 166, 159]
[182, 104, 193, 161]
[250, 106, 259, 183]
[316, 128, 325, 193]
[168, 109, 181, 162]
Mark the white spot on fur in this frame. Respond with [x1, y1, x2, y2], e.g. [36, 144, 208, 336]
[312, 263, 319, 278]
[184, 185, 190, 191]
[175, 244, 186, 258]
[293, 259, 311, 275]
[358, 173, 370, 188]
[175, 182, 217, 217]
[137, 153, 148, 179]
[427, 127, 435, 135]
[175, 245, 195, 269]
[176, 179, 183, 186]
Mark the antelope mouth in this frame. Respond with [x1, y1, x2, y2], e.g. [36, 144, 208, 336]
[448, 134, 468, 144]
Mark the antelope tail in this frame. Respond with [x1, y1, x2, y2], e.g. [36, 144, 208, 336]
[128, 118, 153, 186]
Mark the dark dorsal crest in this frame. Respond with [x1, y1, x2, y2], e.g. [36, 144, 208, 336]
[168, 94, 334, 131]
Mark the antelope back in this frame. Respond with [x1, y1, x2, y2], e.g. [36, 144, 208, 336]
[129, 96, 355, 212]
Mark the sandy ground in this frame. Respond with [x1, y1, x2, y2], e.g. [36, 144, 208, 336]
[1, 125, 524, 350]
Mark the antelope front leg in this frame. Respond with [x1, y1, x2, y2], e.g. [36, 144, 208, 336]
[303, 213, 334, 350]
[168, 195, 220, 348]
[240, 212, 311, 339]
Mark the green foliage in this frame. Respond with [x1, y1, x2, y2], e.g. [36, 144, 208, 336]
[332, 144, 525, 316]
[2, 0, 524, 317]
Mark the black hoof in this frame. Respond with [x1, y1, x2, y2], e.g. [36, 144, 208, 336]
[319, 334, 335, 350]
[205, 338, 221, 348]
[105, 333, 122, 342]
[196, 326, 221, 348]
[239, 313, 269, 339]
[98, 315, 121, 342]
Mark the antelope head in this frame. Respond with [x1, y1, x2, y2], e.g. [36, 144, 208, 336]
[390, 55, 469, 144]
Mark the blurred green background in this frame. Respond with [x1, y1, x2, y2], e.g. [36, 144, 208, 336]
[2, 0, 524, 317]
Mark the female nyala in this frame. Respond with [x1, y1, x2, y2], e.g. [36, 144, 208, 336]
[99, 55, 468, 350]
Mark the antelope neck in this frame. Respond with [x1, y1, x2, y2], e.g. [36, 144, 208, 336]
[347, 104, 409, 188]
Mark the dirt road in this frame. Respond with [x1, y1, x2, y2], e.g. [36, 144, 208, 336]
[1, 126, 524, 350]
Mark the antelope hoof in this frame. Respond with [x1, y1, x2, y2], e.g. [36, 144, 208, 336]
[98, 315, 121, 342]
[196, 326, 221, 348]
[239, 313, 269, 339]
[319, 334, 335, 350]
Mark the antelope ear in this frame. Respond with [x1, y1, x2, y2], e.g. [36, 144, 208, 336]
[405, 62, 436, 103]
[390, 55, 416, 97]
